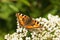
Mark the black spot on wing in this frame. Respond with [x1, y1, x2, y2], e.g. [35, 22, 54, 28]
[37, 22, 39, 24]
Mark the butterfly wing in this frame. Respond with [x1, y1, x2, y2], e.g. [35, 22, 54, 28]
[16, 13, 32, 26]
[25, 20, 41, 29]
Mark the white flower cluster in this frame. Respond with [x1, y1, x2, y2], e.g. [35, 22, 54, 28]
[5, 14, 60, 40]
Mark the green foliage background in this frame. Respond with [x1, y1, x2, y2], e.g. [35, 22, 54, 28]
[0, 0, 60, 40]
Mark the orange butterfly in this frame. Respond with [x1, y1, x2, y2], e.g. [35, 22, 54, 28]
[16, 13, 42, 29]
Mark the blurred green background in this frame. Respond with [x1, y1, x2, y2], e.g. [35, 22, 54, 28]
[0, 0, 60, 40]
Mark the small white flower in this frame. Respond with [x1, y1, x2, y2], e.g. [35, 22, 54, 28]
[22, 33, 27, 36]
[52, 38, 60, 40]
[32, 37, 40, 40]
[16, 28, 23, 33]
[17, 21, 19, 26]
[42, 18, 48, 22]
[40, 22, 45, 25]
[38, 34, 42, 38]
[54, 29, 60, 37]
[18, 37, 23, 40]
[48, 14, 52, 19]
[26, 37, 31, 40]
[31, 34, 35, 38]
[17, 25, 20, 29]
[19, 33, 25, 37]
[35, 17, 41, 22]
[42, 31, 47, 36]
[23, 28, 28, 33]
[5, 34, 10, 39]
[11, 37, 18, 40]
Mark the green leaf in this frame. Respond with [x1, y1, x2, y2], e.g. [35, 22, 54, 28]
[9, 4, 19, 12]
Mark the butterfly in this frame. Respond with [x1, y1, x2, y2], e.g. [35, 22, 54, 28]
[16, 13, 42, 29]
